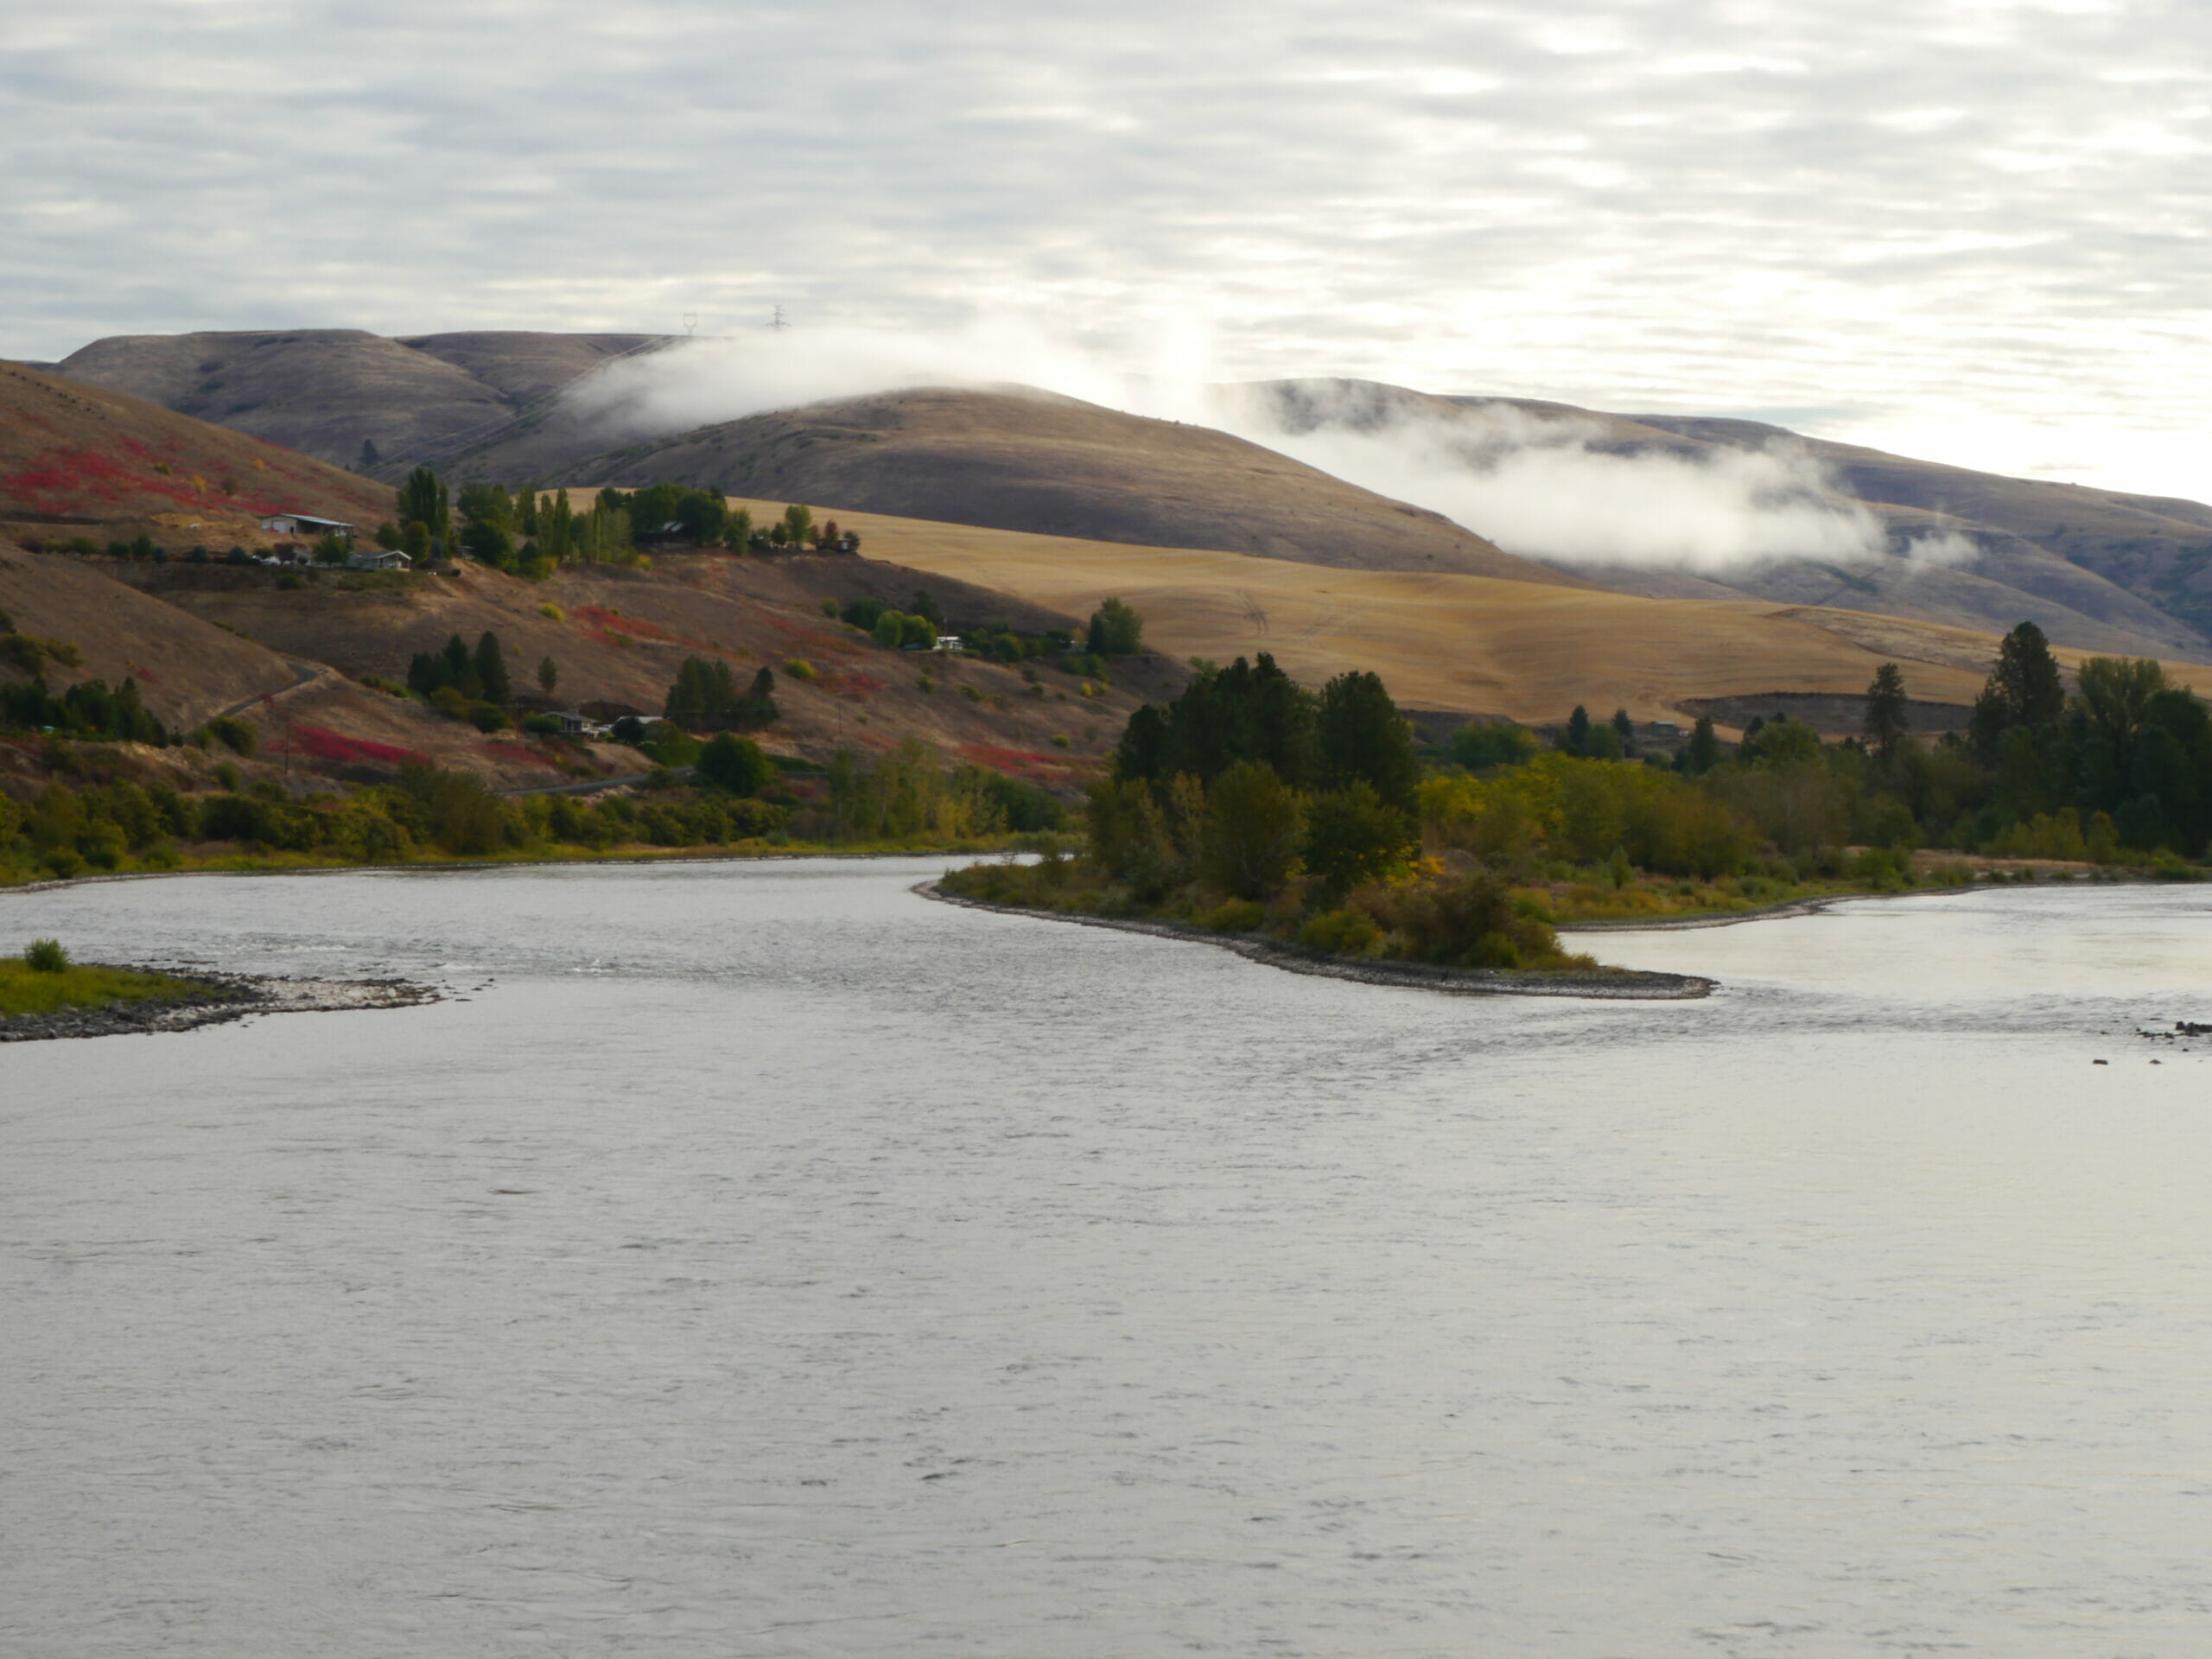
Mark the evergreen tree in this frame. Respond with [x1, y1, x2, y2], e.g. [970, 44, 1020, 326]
[1317, 670, 1419, 814]
[537, 656, 559, 696]
[442, 633, 474, 695]
[1682, 715, 1722, 775]
[736, 666, 779, 730]
[1611, 709, 1637, 758]
[1088, 597, 1143, 655]
[1862, 662, 1910, 765]
[1562, 704, 1592, 756]
[1968, 621, 2066, 760]
[358, 437, 380, 471]
[397, 467, 449, 547]
[474, 632, 511, 706]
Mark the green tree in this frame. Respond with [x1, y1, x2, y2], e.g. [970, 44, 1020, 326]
[735, 667, 779, 730]
[401, 520, 431, 563]
[1611, 709, 1637, 759]
[461, 519, 513, 566]
[1303, 780, 1414, 904]
[537, 656, 558, 696]
[873, 611, 910, 650]
[374, 520, 402, 550]
[1452, 719, 1537, 772]
[1968, 620, 2066, 760]
[474, 632, 511, 706]
[1088, 597, 1144, 656]
[723, 506, 753, 551]
[1681, 715, 1723, 775]
[1561, 704, 1591, 757]
[781, 504, 815, 545]
[357, 438, 380, 472]
[1200, 760, 1305, 899]
[1318, 670, 1419, 814]
[397, 467, 449, 547]
[696, 732, 775, 795]
[312, 533, 349, 565]
[1863, 662, 1910, 766]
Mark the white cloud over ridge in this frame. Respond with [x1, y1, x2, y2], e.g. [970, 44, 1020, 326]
[3, 0, 2209, 499]
[569, 325, 1976, 573]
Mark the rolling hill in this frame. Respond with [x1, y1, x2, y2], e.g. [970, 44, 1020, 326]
[713, 496, 2212, 729]
[542, 386, 1578, 584]
[1247, 378, 2212, 658]
[49, 329, 2212, 656]
[53, 329, 669, 476]
[0, 360, 392, 539]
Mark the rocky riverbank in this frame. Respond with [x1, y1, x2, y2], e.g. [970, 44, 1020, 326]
[920, 881, 1714, 1000]
[0, 968, 438, 1041]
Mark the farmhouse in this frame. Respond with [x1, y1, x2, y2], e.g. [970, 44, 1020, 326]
[258, 512, 355, 537]
[346, 548, 411, 572]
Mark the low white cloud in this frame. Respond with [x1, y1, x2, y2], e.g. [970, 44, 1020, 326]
[562, 324, 1984, 573]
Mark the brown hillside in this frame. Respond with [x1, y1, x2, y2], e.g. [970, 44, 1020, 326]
[709, 495, 2212, 726]
[55, 330, 668, 474]
[1249, 379, 2210, 659]
[0, 360, 391, 537]
[52, 543, 1179, 789]
[543, 388, 1585, 586]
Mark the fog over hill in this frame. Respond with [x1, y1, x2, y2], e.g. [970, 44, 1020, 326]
[47, 328, 2212, 661]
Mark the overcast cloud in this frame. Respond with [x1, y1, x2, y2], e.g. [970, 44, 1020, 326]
[3, 0, 2207, 497]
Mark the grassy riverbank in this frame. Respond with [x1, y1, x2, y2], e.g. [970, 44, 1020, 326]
[0, 951, 207, 1019]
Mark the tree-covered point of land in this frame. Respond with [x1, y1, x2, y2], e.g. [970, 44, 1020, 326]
[949, 627, 2212, 979]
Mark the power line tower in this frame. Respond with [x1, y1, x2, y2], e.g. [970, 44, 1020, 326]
[769, 305, 787, 333]
[682, 312, 697, 338]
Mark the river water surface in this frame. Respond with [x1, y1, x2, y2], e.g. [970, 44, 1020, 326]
[4, 861, 2211, 1656]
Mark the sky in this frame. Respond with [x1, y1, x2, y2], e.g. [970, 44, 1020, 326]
[3, 0, 2208, 500]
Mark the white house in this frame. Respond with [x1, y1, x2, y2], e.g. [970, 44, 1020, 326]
[259, 512, 355, 537]
[347, 548, 412, 572]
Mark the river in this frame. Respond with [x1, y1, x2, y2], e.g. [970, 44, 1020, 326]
[4, 861, 2209, 1656]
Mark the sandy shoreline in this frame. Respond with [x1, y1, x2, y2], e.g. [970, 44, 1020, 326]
[918, 881, 1715, 1000]
[0, 969, 439, 1042]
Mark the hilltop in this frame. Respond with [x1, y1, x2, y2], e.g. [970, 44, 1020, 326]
[1249, 378, 2212, 658]
[540, 387, 1574, 584]
[53, 329, 669, 474]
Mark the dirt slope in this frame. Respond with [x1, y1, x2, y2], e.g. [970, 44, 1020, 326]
[0, 361, 391, 538]
[543, 387, 1580, 585]
[721, 495, 2212, 725]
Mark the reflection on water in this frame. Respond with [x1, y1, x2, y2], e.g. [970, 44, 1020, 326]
[3, 864, 2210, 1657]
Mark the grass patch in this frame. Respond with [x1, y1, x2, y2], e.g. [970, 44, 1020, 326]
[0, 957, 207, 1020]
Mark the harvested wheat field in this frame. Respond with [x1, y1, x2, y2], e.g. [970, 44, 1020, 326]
[701, 497, 2212, 724]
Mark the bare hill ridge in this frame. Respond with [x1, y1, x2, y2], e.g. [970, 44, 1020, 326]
[55, 329, 669, 475]
[551, 386, 1577, 585]
[1250, 378, 2212, 658]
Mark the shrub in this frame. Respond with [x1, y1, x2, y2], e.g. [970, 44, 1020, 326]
[24, 938, 68, 972]
[1298, 908, 1382, 957]
[785, 658, 818, 681]
[1198, 898, 1265, 933]
[538, 604, 565, 621]
[696, 732, 775, 795]
[204, 716, 257, 756]
[1354, 871, 1572, 969]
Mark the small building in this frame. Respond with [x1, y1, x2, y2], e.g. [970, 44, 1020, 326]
[347, 548, 412, 572]
[932, 635, 963, 652]
[549, 710, 596, 736]
[259, 512, 356, 538]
